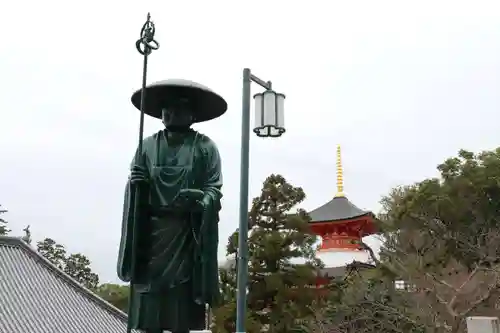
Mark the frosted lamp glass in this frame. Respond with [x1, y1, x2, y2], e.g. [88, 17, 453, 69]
[254, 93, 263, 130]
[276, 93, 285, 128]
[263, 91, 277, 126]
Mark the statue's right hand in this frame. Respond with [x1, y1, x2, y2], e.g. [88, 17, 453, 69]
[129, 165, 149, 184]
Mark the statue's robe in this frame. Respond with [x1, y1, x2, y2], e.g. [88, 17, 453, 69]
[117, 129, 222, 332]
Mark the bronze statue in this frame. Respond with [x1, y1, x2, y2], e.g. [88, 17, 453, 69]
[117, 79, 227, 333]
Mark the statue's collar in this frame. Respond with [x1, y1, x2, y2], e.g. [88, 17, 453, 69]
[164, 126, 193, 134]
[161, 128, 194, 143]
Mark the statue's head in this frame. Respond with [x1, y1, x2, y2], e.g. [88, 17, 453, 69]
[161, 98, 194, 130]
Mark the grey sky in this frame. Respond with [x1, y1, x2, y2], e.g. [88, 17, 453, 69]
[1, 1, 499, 283]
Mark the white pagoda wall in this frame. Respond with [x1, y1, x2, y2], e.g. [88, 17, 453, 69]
[315, 235, 381, 268]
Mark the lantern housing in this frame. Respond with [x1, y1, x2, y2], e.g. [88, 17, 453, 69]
[253, 90, 285, 137]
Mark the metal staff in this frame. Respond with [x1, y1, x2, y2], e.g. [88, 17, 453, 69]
[135, 12, 159, 157]
[127, 13, 159, 333]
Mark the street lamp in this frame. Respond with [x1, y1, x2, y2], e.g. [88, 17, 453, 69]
[236, 68, 286, 333]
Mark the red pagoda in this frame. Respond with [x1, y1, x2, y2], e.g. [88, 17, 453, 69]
[309, 145, 376, 283]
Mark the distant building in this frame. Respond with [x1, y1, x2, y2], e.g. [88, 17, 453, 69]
[308, 145, 377, 286]
[219, 145, 377, 285]
[0, 236, 138, 333]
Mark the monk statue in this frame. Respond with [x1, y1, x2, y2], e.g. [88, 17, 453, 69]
[117, 79, 227, 333]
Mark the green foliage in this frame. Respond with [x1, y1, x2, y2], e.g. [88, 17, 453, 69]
[219, 266, 237, 303]
[214, 174, 323, 333]
[36, 238, 99, 290]
[212, 267, 236, 332]
[96, 283, 130, 312]
[212, 265, 262, 333]
[0, 205, 9, 235]
[337, 147, 500, 333]
[318, 269, 427, 333]
[64, 253, 99, 290]
[379, 148, 500, 266]
[37, 238, 67, 270]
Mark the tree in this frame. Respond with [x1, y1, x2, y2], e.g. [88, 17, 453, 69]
[351, 148, 500, 333]
[309, 268, 427, 333]
[0, 205, 9, 235]
[37, 238, 67, 270]
[214, 174, 323, 333]
[65, 253, 100, 290]
[219, 264, 237, 304]
[212, 262, 262, 333]
[96, 283, 130, 312]
[36, 237, 100, 290]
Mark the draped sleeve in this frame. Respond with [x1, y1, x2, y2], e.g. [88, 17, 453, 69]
[117, 136, 154, 282]
[193, 134, 223, 306]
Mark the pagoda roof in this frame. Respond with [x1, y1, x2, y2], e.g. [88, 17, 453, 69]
[309, 196, 371, 223]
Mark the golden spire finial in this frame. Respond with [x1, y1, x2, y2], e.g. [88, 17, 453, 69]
[335, 144, 345, 197]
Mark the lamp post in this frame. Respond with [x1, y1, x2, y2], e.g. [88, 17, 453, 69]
[236, 68, 286, 333]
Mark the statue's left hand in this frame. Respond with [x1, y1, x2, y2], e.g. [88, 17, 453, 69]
[178, 189, 204, 199]
[196, 196, 210, 212]
[174, 189, 206, 211]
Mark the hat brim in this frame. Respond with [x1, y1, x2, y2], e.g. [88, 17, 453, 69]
[131, 79, 228, 123]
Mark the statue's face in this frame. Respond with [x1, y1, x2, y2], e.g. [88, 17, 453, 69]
[161, 99, 194, 128]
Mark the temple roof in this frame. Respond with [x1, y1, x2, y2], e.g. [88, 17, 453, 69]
[0, 236, 137, 333]
[309, 196, 370, 223]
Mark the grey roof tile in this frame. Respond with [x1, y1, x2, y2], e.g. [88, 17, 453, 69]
[0, 236, 137, 333]
[308, 196, 370, 223]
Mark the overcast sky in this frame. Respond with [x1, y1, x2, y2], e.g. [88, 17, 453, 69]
[1, 1, 499, 283]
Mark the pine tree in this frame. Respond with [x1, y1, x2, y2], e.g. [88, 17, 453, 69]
[36, 238, 100, 290]
[65, 253, 100, 290]
[222, 174, 323, 333]
[0, 205, 9, 235]
[37, 238, 67, 270]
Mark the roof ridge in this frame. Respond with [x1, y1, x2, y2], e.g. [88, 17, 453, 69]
[0, 235, 129, 322]
[308, 195, 371, 223]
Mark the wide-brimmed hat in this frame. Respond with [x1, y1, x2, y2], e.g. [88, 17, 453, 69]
[131, 79, 228, 123]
